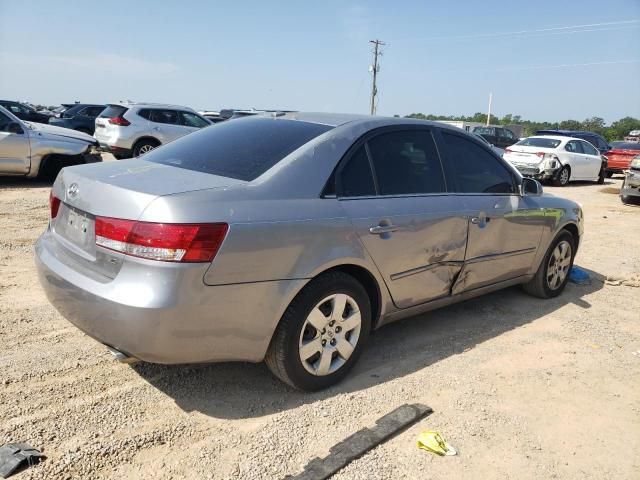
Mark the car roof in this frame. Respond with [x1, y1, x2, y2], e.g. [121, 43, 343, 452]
[525, 135, 574, 142]
[110, 101, 197, 112]
[277, 111, 461, 129]
[537, 129, 603, 137]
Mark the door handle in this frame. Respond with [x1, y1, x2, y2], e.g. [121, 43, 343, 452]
[369, 224, 399, 235]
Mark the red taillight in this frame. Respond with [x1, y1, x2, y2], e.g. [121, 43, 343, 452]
[108, 116, 130, 126]
[535, 152, 545, 158]
[95, 217, 228, 263]
[50, 192, 61, 218]
[504, 148, 513, 154]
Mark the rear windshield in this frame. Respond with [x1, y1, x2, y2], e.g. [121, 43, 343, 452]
[99, 105, 128, 118]
[144, 117, 333, 181]
[516, 137, 562, 148]
[610, 141, 640, 150]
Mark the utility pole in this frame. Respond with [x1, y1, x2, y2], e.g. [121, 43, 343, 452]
[369, 39, 385, 115]
[486, 92, 493, 126]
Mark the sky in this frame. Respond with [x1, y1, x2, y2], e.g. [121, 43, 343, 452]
[1, 0, 639, 123]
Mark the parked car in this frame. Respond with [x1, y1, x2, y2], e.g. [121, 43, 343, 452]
[620, 154, 640, 205]
[36, 114, 584, 390]
[473, 132, 505, 157]
[0, 106, 101, 179]
[536, 129, 611, 155]
[504, 135, 606, 186]
[472, 126, 518, 149]
[48, 104, 106, 135]
[198, 111, 226, 124]
[93, 102, 212, 159]
[605, 141, 640, 176]
[0, 100, 51, 124]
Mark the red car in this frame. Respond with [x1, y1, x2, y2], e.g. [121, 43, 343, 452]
[606, 141, 640, 176]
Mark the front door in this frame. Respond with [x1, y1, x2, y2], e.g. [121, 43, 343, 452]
[337, 128, 468, 309]
[438, 130, 546, 293]
[0, 111, 30, 174]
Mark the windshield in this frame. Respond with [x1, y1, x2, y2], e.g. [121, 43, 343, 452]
[516, 137, 561, 148]
[145, 117, 333, 181]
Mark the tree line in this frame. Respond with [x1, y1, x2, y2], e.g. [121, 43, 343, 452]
[404, 112, 640, 141]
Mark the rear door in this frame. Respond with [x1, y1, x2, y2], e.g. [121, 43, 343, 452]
[337, 127, 468, 309]
[438, 130, 545, 293]
[149, 109, 187, 143]
[0, 111, 31, 173]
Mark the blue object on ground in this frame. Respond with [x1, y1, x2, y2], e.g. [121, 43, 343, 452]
[569, 266, 590, 284]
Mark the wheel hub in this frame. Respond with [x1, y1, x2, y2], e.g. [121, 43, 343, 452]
[298, 294, 362, 376]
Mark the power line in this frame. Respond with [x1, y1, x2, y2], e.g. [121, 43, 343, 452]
[369, 39, 385, 115]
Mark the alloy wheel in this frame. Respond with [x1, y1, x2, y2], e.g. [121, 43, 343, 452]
[139, 144, 155, 155]
[298, 294, 362, 376]
[546, 240, 572, 290]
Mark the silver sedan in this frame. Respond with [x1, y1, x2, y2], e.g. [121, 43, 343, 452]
[35, 113, 583, 390]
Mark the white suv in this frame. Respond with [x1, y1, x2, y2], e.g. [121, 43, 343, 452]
[94, 102, 212, 159]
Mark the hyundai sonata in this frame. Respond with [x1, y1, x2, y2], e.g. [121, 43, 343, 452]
[36, 113, 583, 390]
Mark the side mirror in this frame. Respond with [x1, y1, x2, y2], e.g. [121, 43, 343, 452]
[7, 122, 24, 135]
[520, 177, 543, 197]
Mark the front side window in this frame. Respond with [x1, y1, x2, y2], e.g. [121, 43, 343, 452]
[580, 141, 598, 156]
[339, 146, 376, 197]
[0, 111, 13, 130]
[367, 130, 446, 195]
[181, 112, 210, 128]
[442, 132, 515, 194]
[499, 128, 515, 140]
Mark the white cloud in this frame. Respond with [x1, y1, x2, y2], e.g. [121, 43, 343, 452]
[2, 52, 179, 77]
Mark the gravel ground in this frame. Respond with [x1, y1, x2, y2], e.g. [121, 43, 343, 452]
[1, 172, 639, 480]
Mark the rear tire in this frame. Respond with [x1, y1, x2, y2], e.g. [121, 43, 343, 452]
[605, 171, 614, 178]
[597, 165, 606, 184]
[265, 272, 371, 391]
[522, 230, 576, 299]
[132, 139, 160, 157]
[553, 166, 571, 187]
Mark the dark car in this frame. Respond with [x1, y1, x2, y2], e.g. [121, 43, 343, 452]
[48, 104, 106, 135]
[472, 126, 518, 149]
[0, 100, 51, 123]
[536, 130, 611, 155]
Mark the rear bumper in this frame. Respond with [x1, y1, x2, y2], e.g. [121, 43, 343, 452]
[513, 165, 559, 181]
[35, 230, 306, 364]
[96, 144, 132, 158]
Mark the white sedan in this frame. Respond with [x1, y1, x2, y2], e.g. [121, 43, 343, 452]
[504, 135, 605, 186]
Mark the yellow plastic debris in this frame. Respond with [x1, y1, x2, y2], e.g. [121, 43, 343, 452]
[417, 431, 457, 456]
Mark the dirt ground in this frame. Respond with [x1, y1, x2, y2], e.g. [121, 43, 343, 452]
[1, 171, 639, 480]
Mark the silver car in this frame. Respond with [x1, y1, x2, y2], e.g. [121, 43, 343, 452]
[36, 113, 583, 391]
[0, 105, 101, 179]
[94, 102, 211, 159]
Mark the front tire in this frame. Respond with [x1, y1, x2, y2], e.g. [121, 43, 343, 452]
[553, 166, 571, 187]
[522, 230, 576, 299]
[265, 272, 371, 391]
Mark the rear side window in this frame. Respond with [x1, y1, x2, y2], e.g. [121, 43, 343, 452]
[99, 105, 127, 118]
[144, 117, 333, 181]
[565, 140, 583, 153]
[339, 146, 376, 197]
[85, 106, 105, 117]
[150, 109, 180, 125]
[442, 132, 515, 194]
[367, 130, 446, 195]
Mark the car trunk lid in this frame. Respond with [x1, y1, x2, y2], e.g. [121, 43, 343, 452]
[504, 145, 554, 164]
[50, 159, 242, 279]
